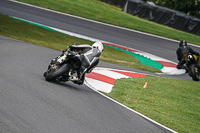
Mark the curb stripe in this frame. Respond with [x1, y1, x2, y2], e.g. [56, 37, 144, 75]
[7, 1, 178, 130]
[85, 67, 148, 92]
[84, 78, 114, 93]
[156, 61, 177, 68]
[103, 42, 142, 53]
[103, 42, 185, 74]
[85, 72, 116, 85]
[10, 16, 183, 74]
[91, 68, 130, 79]
[109, 70, 147, 78]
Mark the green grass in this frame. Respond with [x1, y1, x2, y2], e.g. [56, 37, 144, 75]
[1, 0, 200, 132]
[107, 76, 200, 133]
[16, 0, 200, 45]
[0, 14, 159, 73]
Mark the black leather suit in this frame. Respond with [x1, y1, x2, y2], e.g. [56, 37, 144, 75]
[176, 46, 200, 69]
[69, 44, 101, 84]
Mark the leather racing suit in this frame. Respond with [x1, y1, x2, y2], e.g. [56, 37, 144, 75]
[176, 46, 200, 69]
[67, 44, 101, 84]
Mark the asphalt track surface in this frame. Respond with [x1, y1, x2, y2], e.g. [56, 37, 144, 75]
[0, 0, 198, 132]
[0, 0, 200, 63]
[1, 0, 200, 81]
[0, 35, 174, 133]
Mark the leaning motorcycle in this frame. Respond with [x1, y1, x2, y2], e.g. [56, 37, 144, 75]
[185, 53, 200, 81]
[44, 49, 83, 84]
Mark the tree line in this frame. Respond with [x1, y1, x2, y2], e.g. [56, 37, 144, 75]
[99, 0, 200, 19]
[149, 0, 200, 18]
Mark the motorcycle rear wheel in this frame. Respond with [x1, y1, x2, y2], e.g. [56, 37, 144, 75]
[45, 64, 70, 81]
[190, 64, 199, 81]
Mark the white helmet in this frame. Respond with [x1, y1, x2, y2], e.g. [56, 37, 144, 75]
[92, 42, 104, 52]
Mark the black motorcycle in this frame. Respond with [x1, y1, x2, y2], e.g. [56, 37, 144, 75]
[44, 49, 83, 84]
[185, 53, 200, 81]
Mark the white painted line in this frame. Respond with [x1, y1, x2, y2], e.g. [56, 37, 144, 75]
[161, 67, 185, 75]
[84, 78, 114, 93]
[89, 84, 178, 133]
[85, 67, 147, 93]
[92, 68, 130, 79]
[10, 0, 200, 48]
[7, 1, 179, 131]
[85, 67, 177, 132]
[135, 52, 175, 63]
[12, 16, 185, 75]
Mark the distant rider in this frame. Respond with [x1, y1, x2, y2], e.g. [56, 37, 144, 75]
[56, 42, 104, 85]
[176, 40, 200, 70]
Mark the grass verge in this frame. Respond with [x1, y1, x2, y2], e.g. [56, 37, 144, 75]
[1, 1, 200, 132]
[1, 13, 199, 132]
[106, 76, 200, 133]
[0, 14, 160, 73]
[16, 0, 200, 45]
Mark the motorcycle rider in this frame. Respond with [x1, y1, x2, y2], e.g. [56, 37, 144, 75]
[54, 41, 104, 85]
[176, 40, 200, 71]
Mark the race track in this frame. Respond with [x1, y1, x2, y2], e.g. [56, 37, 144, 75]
[0, 35, 174, 133]
[0, 0, 197, 132]
[0, 0, 200, 63]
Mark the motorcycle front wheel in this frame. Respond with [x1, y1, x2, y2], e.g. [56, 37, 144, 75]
[45, 64, 70, 81]
[190, 64, 199, 81]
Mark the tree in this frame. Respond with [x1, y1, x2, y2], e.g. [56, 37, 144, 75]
[149, 0, 200, 18]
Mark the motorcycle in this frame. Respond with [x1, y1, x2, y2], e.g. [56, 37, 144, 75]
[185, 53, 200, 81]
[43, 49, 83, 84]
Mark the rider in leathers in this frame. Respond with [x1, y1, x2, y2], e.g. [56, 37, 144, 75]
[176, 40, 200, 71]
[61, 42, 104, 85]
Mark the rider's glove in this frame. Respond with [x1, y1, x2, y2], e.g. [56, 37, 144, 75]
[62, 49, 68, 53]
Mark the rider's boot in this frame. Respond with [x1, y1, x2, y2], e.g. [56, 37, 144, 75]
[73, 74, 85, 85]
[73, 66, 86, 85]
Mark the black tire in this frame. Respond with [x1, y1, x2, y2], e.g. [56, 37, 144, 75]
[43, 71, 47, 77]
[45, 64, 70, 81]
[190, 64, 199, 81]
